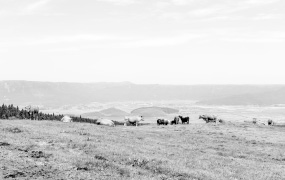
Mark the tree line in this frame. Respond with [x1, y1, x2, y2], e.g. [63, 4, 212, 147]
[0, 103, 97, 123]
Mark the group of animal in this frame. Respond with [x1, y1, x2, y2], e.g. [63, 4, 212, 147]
[157, 116, 189, 125]
[96, 116, 144, 127]
[252, 118, 275, 126]
[24, 105, 222, 127]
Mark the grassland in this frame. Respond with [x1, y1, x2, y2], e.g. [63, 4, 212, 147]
[1, 120, 285, 180]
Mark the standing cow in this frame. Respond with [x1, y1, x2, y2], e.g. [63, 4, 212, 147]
[179, 116, 190, 124]
[268, 119, 274, 126]
[171, 116, 180, 125]
[199, 115, 217, 123]
[124, 116, 144, 126]
[157, 119, 169, 125]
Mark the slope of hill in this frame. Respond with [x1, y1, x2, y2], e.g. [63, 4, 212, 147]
[81, 108, 129, 118]
[1, 80, 285, 107]
[197, 88, 285, 106]
[81, 111, 104, 118]
[99, 107, 129, 117]
[131, 107, 179, 117]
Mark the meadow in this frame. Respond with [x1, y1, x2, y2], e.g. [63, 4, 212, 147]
[1, 118, 285, 180]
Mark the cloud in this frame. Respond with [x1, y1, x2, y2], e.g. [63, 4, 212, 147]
[40, 47, 81, 53]
[251, 13, 284, 20]
[96, 0, 138, 5]
[0, 34, 129, 48]
[118, 33, 205, 48]
[245, 0, 280, 5]
[189, 6, 226, 17]
[0, 33, 208, 50]
[215, 29, 285, 43]
[171, 0, 191, 6]
[24, 0, 51, 14]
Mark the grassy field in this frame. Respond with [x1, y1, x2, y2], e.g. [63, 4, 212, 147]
[1, 120, 285, 180]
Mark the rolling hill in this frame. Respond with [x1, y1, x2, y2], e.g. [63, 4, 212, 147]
[197, 87, 285, 106]
[99, 107, 130, 117]
[81, 108, 129, 118]
[1, 80, 285, 107]
[131, 107, 179, 117]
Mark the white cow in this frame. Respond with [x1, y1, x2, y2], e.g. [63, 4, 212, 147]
[124, 116, 144, 126]
[61, 115, 73, 123]
[96, 119, 115, 127]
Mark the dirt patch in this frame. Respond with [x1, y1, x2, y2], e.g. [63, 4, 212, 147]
[126, 158, 201, 179]
[0, 142, 10, 146]
[30, 150, 51, 159]
[3, 170, 26, 179]
[4, 127, 23, 133]
[94, 155, 108, 161]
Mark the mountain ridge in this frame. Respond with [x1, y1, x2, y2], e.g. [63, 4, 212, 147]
[1, 80, 285, 107]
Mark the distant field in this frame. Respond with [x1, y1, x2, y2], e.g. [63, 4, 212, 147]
[42, 103, 285, 124]
[1, 120, 285, 180]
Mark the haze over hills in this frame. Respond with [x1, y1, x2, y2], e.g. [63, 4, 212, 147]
[197, 87, 285, 106]
[1, 80, 285, 107]
[81, 107, 130, 118]
[131, 107, 179, 117]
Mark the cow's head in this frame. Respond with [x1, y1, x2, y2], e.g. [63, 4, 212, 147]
[140, 116, 144, 121]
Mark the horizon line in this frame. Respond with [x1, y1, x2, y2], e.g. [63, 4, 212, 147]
[1, 80, 285, 86]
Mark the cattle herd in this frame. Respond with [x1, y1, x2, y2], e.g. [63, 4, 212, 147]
[1, 103, 277, 127]
[157, 116, 189, 125]
[121, 115, 222, 126]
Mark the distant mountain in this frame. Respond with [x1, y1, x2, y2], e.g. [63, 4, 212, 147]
[131, 107, 179, 117]
[81, 111, 104, 118]
[1, 80, 285, 107]
[99, 107, 129, 116]
[197, 88, 285, 106]
[81, 107, 129, 118]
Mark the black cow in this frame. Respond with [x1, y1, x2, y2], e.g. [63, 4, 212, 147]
[157, 119, 169, 125]
[171, 116, 180, 125]
[179, 116, 189, 124]
[268, 119, 274, 126]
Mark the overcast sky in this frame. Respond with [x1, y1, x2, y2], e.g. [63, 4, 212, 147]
[0, 0, 284, 84]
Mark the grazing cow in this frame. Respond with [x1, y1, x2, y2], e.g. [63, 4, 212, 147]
[178, 116, 189, 124]
[96, 119, 115, 127]
[124, 116, 144, 126]
[171, 116, 180, 125]
[25, 105, 39, 120]
[252, 118, 266, 125]
[157, 119, 169, 125]
[268, 119, 274, 126]
[199, 115, 217, 123]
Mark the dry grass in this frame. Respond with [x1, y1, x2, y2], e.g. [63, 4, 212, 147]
[1, 120, 285, 180]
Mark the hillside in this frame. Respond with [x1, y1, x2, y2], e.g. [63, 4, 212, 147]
[99, 108, 129, 117]
[81, 108, 129, 118]
[197, 88, 285, 106]
[81, 111, 104, 118]
[1, 80, 285, 107]
[131, 107, 179, 117]
[1, 120, 285, 179]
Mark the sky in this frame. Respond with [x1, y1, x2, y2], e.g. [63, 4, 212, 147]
[0, 0, 284, 84]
